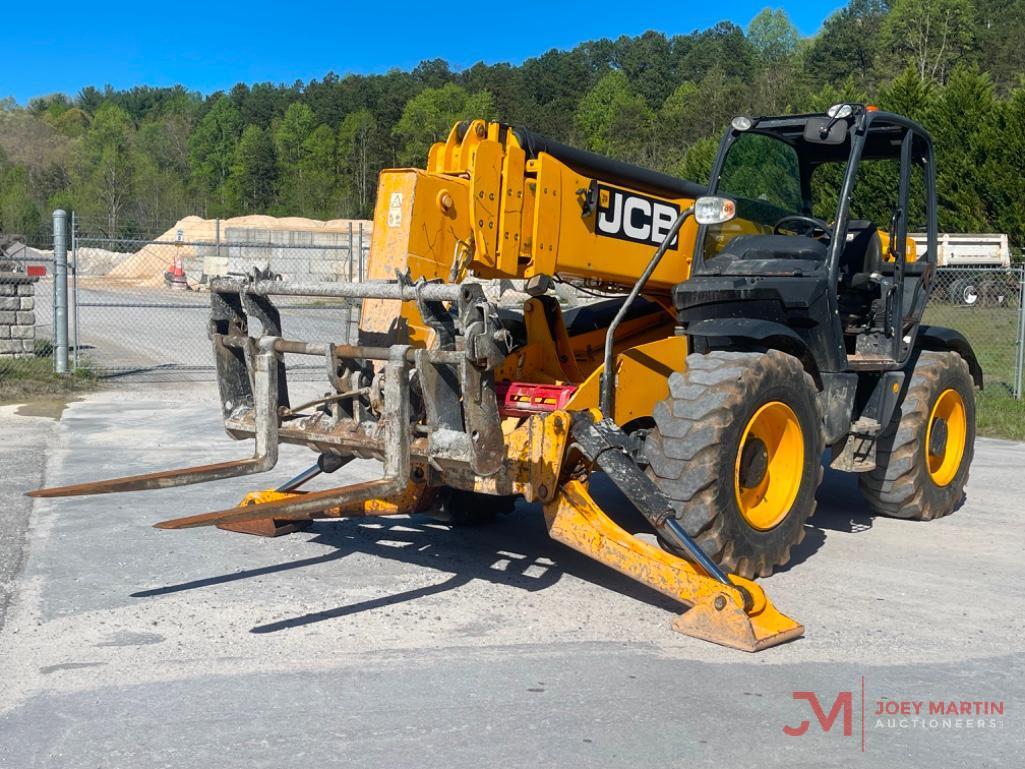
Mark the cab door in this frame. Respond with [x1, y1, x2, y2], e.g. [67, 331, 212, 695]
[889, 126, 937, 364]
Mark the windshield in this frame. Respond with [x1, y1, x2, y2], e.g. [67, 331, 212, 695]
[702, 132, 804, 259]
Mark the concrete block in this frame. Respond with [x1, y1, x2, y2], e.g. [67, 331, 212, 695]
[310, 259, 344, 276]
[0, 284, 16, 297]
[17, 283, 34, 296]
[21, 339, 35, 352]
[9, 325, 34, 339]
[0, 324, 9, 338]
[0, 297, 19, 310]
[17, 311, 35, 325]
[0, 339, 21, 353]
[0, 311, 16, 324]
[20, 297, 34, 310]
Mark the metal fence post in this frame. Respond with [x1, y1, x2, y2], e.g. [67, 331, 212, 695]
[341, 222, 354, 344]
[358, 222, 365, 281]
[1015, 265, 1025, 400]
[52, 209, 69, 374]
[71, 210, 80, 370]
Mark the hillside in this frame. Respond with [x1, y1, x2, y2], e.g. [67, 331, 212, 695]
[1, 0, 1023, 248]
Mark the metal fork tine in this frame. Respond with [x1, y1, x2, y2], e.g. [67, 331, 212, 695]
[26, 457, 270, 498]
[153, 478, 405, 530]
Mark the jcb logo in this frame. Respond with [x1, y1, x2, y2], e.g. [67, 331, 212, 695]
[783, 691, 853, 737]
[595, 185, 680, 249]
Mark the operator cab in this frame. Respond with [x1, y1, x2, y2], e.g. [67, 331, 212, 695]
[679, 105, 938, 373]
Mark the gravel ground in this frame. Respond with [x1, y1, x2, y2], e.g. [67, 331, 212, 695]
[0, 385, 1022, 768]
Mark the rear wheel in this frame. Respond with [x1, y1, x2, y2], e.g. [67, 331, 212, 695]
[644, 350, 823, 578]
[859, 351, 975, 519]
[949, 277, 978, 305]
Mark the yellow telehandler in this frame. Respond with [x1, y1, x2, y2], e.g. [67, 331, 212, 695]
[32, 106, 981, 651]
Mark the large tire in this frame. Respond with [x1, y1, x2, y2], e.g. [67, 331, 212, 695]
[644, 350, 823, 579]
[859, 351, 975, 520]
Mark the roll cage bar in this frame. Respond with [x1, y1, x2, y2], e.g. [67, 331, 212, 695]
[699, 107, 938, 284]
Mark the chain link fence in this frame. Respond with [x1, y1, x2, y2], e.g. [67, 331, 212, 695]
[924, 266, 1024, 397]
[64, 220, 370, 380]
[6, 211, 1024, 404]
[0, 238, 56, 387]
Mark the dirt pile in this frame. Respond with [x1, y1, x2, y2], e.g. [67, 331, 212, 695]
[105, 215, 373, 286]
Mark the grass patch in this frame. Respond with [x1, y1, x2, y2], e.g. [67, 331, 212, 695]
[0, 353, 96, 405]
[976, 389, 1025, 442]
[923, 303, 1021, 391]
[922, 302, 1025, 440]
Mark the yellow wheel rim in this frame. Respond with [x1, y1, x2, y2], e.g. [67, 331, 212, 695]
[925, 388, 967, 487]
[733, 401, 805, 531]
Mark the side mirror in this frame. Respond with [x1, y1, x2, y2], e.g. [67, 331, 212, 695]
[694, 196, 737, 225]
[804, 117, 848, 145]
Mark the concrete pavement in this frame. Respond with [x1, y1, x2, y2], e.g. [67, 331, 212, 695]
[0, 385, 1022, 768]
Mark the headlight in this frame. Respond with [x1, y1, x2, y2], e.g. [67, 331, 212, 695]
[694, 196, 737, 225]
[731, 115, 754, 131]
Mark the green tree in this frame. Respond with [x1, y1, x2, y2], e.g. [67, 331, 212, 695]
[747, 8, 800, 64]
[228, 125, 277, 213]
[804, 0, 889, 86]
[337, 108, 379, 216]
[926, 66, 999, 231]
[392, 84, 495, 165]
[878, 68, 936, 121]
[0, 150, 43, 235]
[880, 0, 976, 81]
[973, 0, 1025, 91]
[676, 137, 719, 184]
[573, 70, 654, 164]
[78, 103, 136, 236]
[298, 124, 338, 218]
[678, 22, 756, 83]
[658, 81, 704, 166]
[274, 102, 317, 214]
[188, 95, 242, 214]
[986, 85, 1025, 244]
[614, 31, 677, 107]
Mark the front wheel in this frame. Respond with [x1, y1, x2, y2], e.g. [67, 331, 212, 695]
[643, 349, 823, 579]
[859, 351, 975, 519]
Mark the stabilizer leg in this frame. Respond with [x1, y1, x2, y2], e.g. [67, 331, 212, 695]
[544, 480, 803, 652]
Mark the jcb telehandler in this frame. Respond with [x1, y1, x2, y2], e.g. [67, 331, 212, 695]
[32, 105, 981, 651]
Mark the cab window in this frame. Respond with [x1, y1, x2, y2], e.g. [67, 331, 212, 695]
[703, 132, 803, 259]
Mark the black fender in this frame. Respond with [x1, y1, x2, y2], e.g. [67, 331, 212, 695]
[687, 317, 816, 375]
[915, 325, 984, 388]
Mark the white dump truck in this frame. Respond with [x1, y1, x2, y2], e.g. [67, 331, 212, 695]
[910, 232, 1018, 305]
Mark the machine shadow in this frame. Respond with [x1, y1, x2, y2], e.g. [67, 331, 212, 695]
[777, 463, 876, 573]
[133, 464, 880, 633]
[246, 499, 684, 634]
[131, 476, 682, 633]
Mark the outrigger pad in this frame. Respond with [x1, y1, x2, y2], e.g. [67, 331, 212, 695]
[217, 518, 313, 537]
[211, 489, 313, 536]
[672, 596, 805, 652]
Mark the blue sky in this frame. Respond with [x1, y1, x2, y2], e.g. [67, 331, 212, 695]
[3, 1, 844, 104]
